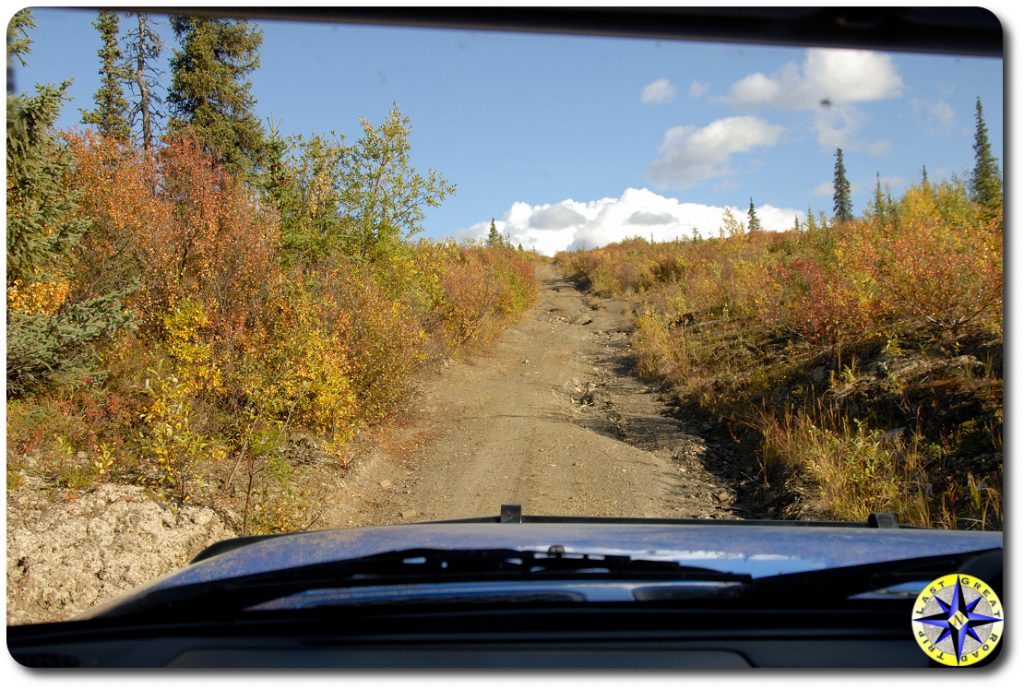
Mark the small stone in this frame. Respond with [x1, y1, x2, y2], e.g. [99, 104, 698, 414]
[379, 479, 393, 489]
[401, 510, 418, 520]
[717, 491, 731, 502]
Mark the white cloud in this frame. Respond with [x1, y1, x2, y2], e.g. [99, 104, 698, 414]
[642, 78, 677, 104]
[726, 48, 903, 151]
[814, 105, 866, 149]
[910, 98, 955, 129]
[456, 188, 803, 256]
[529, 205, 586, 229]
[688, 80, 710, 98]
[866, 139, 892, 156]
[627, 210, 676, 225]
[647, 116, 784, 189]
[812, 181, 834, 197]
[727, 48, 903, 110]
[728, 72, 782, 109]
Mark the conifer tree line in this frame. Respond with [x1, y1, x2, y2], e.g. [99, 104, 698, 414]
[818, 101, 1000, 229]
[722, 98, 999, 237]
[73, 10, 265, 168]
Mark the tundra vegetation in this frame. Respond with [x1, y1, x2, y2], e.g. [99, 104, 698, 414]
[558, 135, 1002, 529]
[6, 10, 538, 534]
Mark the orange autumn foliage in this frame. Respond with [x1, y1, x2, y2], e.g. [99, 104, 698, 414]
[67, 130, 280, 339]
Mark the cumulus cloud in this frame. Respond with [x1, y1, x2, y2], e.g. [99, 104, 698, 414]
[727, 48, 903, 151]
[910, 98, 955, 129]
[647, 116, 784, 189]
[642, 78, 677, 104]
[529, 205, 586, 229]
[456, 188, 803, 256]
[814, 105, 866, 149]
[728, 72, 782, 109]
[727, 48, 903, 110]
[688, 80, 710, 98]
[866, 139, 892, 156]
[627, 210, 676, 225]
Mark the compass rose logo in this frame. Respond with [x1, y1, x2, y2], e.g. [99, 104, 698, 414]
[912, 574, 1003, 667]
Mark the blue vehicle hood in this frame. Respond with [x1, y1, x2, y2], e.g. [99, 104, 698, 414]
[103, 521, 1000, 611]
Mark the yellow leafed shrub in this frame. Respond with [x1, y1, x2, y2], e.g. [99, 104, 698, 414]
[6, 278, 71, 316]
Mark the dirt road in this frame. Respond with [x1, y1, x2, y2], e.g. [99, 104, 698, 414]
[325, 263, 748, 526]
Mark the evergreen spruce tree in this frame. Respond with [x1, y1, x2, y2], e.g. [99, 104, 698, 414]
[123, 12, 163, 150]
[832, 147, 853, 223]
[971, 97, 1002, 216]
[885, 185, 898, 231]
[7, 10, 130, 395]
[260, 117, 303, 258]
[921, 164, 929, 187]
[168, 15, 265, 175]
[747, 197, 761, 232]
[793, 215, 801, 232]
[80, 11, 131, 140]
[871, 172, 886, 225]
[486, 218, 502, 248]
[806, 206, 818, 232]
[7, 9, 32, 71]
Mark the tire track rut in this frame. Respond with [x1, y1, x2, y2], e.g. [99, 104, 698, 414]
[324, 263, 748, 526]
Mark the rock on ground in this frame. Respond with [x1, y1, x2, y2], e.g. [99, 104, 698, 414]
[6, 484, 235, 625]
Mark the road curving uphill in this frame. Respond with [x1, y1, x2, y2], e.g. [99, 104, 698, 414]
[326, 263, 749, 527]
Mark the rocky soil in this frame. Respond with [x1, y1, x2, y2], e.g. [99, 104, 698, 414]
[6, 484, 234, 624]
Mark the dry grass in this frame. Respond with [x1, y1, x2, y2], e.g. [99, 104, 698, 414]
[557, 182, 1002, 529]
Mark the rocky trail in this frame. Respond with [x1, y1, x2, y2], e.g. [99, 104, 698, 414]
[324, 263, 750, 526]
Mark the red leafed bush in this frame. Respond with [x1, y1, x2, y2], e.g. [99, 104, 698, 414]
[68, 130, 281, 339]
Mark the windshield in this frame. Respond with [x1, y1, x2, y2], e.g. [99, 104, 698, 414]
[5, 6, 1003, 630]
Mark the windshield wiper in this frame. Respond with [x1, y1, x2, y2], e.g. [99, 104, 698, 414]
[102, 547, 753, 619]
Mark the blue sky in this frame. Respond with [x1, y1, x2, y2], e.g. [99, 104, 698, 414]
[12, 7, 1003, 253]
